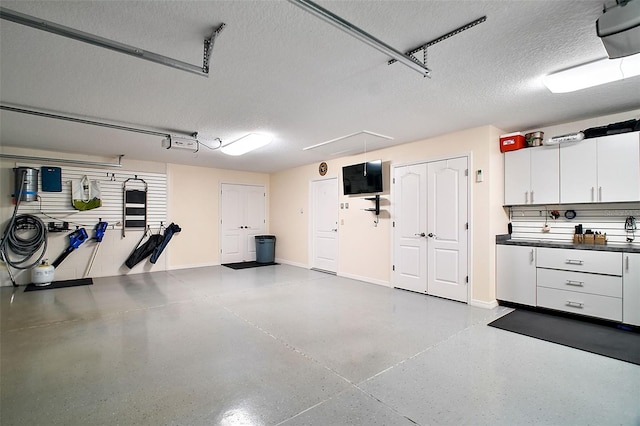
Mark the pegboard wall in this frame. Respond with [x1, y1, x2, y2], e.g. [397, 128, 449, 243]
[12, 163, 167, 232]
[509, 203, 640, 245]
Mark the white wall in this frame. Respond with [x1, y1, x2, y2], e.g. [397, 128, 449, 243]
[270, 125, 508, 305]
[0, 146, 269, 286]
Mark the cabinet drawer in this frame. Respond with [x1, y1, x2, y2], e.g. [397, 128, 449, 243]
[537, 287, 622, 321]
[537, 268, 622, 298]
[536, 248, 621, 275]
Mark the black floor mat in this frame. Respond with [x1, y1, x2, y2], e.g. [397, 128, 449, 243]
[24, 278, 93, 292]
[488, 309, 640, 365]
[222, 261, 278, 270]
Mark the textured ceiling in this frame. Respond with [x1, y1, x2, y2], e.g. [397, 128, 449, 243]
[1, 0, 639, 173]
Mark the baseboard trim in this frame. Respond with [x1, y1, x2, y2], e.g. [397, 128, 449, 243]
[167, 262, 219, 270]
[338, 272, 391, 288]
[274, 258, 308, 269]
[470, 298, 498, 309]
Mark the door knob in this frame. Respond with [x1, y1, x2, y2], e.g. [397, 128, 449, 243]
[415, 232, 426, 237]
[428, 233, 436, 238]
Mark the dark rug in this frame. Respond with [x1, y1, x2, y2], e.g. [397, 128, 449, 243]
[24, 278, 93, 292]
[222, 261, 278, 270]
[488, 309, 640, 365]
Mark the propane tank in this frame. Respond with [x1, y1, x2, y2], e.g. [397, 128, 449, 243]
[31, 260, 55, 286]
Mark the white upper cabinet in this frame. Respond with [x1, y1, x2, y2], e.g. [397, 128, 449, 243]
[504, 145, 559, 205]
[560, 132, 640, 203]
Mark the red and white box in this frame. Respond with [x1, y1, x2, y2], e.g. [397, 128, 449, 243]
[499, 132, 526, 153]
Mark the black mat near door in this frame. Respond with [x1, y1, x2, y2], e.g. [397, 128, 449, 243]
[24, 278, 93, 292]
[222, 261, 278, 270]
[488, 309, 640, 365]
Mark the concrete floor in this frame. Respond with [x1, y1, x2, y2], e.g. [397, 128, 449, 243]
[1, 264, 639, 425]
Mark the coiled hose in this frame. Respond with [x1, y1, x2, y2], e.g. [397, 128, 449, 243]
[0, 169, 48, 285]
[1, 214, 48, 270]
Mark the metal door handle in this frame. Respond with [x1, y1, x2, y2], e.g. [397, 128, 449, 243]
[415, 232, 426, 237]
[530, 191, 534, 203]
[565, 280, 584, 287]
[599, 186, 602, 202]
[428, 233, 436, 238]
[591, 187, 594, 202]
[525, 192, 529, 204]
[565, 259, 584, 265]
[566, 301, 584, 309]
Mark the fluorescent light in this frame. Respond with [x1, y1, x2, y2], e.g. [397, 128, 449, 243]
[287, 0, 430, 77]
[221, 133, 272, 156]
[542, 53, 640, 93]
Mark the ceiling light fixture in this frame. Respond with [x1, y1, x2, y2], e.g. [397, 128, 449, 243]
[287, 0, 430, 77]
[220, 133, 272, 156]
[542, 53, 640, 93]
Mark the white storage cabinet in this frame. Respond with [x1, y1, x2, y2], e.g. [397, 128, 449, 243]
[560, 132, 640, 203]
[496, 245, 537, 306]
[623, 253, 640, 326]
[536, 248, 623, 321]
[504, 145, 559, 205]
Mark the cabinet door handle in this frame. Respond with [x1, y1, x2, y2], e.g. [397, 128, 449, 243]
[626, 256, 630, 271]
[598, 186, 602, 202]
[566, 301, 584, 309]
[530, 249, 534, 263]
[525, 191, 529, 204]
[565, 280, 584, 287]
[591, 187, 594, 202]
[530, 191, 534, 203]
[565, 259, 584, 265]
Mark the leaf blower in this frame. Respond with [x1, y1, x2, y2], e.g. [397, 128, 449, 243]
[52, 228, 88, 268]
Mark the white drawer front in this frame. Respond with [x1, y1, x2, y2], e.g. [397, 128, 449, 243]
[537, 287, 622, 321]
[536, 248, 622, 276]
[537, 268, 622, 298]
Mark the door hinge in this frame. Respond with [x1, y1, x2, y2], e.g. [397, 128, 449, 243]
[393, 177, 395, 184]
[465, 169, 468, 177]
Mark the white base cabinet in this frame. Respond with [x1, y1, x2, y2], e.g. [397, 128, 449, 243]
[623, 253, 640, 326]
[496, 245, 536, 306]
[496, 245, 638, 324]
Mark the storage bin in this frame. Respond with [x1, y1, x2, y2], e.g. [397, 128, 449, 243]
[500, 132, 526, 152]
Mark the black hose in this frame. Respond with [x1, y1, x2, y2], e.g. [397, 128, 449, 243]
[1, 214, 48, 269]
[0, 169, 48, 285]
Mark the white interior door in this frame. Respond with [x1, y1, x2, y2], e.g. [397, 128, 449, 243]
[311, 178, 338, 273]
[221, 183, 266, 263]
[427, 157, 468, 302]
[392, 164, 428, 293]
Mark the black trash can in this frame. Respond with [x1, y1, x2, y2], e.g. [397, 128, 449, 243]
[255, 235, 276, 263]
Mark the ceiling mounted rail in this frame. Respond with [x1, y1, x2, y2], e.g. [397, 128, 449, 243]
[0, 7, 225, 77]
[0, 103, 222, 151]
[388, 16, 487, 69]
[0, 153, 124, 168]
[287, 0, 431, 77]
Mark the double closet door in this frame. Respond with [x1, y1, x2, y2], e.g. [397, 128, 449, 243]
[392, 157, 469, 303]
[220, 183, 266, 263]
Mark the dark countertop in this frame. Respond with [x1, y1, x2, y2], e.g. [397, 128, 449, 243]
[495, 234, 640, 254]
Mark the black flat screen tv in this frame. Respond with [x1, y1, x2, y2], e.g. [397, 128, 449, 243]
[342, 160, 383, 195]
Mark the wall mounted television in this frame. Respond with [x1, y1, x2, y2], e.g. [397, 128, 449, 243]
[342, 160, 383, 195]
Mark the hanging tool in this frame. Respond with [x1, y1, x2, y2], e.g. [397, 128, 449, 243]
[625, 216, 636, 242]
[52, 228, 88, 268]
[84, 220, 108, 278]
[122, 176, 147, 238]
[150, 222, 181, 264]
